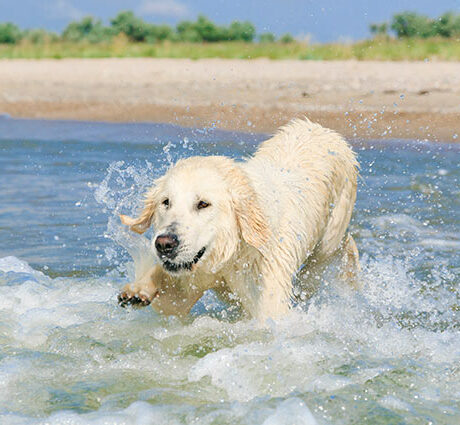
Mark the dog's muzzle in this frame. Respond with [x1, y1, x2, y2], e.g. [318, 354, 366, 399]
[155, 233, 179, 259]
[162, 247, 206, 273]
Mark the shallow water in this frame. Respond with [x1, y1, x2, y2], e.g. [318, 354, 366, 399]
[0, 118, 459, 424]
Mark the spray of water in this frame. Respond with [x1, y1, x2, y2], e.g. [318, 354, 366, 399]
[0, 137, 459, 424]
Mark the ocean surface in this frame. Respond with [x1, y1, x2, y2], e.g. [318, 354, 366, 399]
[0, 117, 459, 425]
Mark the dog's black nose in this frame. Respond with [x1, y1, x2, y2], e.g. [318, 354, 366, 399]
[155, 233, 179, 258]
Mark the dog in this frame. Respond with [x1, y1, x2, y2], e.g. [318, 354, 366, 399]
[118, 118, 360, 321]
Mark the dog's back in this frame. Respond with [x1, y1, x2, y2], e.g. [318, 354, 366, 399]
[243, 118, 358, 269]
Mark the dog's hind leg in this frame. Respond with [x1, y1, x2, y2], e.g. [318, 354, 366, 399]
[295, 233, 361, 300]
[294, 256, 330, 302]
[339, 233, 361, 289]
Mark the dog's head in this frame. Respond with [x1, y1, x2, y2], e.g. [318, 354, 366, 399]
[120, 156, 270, 274]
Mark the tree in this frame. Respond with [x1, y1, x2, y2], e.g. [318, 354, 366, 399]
[228, 21, 256, 41]
[62, 16, 113, 43]
[110, 11, 149, 42]
[0, 22, 22, 44]
[176, 16, 255, 42]
[193, 15, 225, 42]
[146, 24, 174, 42]
[391, 12, 435, 38]
[62, 16, 95, 41]
[176, 20, 202, 42]
[434, 12, 460, 38]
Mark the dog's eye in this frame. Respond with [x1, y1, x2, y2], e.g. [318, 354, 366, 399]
[197, 200, 210, 210]
[162, 199, 170, 208]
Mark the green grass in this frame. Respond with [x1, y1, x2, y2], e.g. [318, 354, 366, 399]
[1, 38, 460, 60]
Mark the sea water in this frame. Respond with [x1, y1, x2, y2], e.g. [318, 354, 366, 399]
[0, 117, 458, 424]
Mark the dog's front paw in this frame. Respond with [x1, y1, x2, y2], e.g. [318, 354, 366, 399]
[118, 291, 151, 307]
[117, 284, 158, 308]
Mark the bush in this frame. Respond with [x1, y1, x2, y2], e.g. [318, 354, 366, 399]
[87, 24, 114, 43]
[146, 24, 175, 43]
[176, 20, 202, 42]
[22, 29, 59, 44]
[369, 22, 388, 36]
[177, 16, 255, 42]
[259, 32, 276, 43]
[193, 15, 226, 42]
[370, 11, 460, 39]
[279, 33, 294, 43]
[62, 16, 113, 43]
[0, 22, 22, 44]
[227, 21, 256, 41]
[391, 12, 436, 38]
[110, 11, 150, 42]
[434, 12, 460, 38]
[62, 16, 95, 41]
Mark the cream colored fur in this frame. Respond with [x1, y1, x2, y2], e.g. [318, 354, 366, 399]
[119, 118, 360, 321]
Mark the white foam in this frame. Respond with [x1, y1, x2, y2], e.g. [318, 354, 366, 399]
[0, 259, 117, 347]
[0, 240, 459, 423]
[379, 395, 413, 413]
[0, 256, 38, 275]
[420, 238, 460, 250]
[262, 398, 318, 425]
[0, 401, 183, 425]
[371, 213, 425, 234]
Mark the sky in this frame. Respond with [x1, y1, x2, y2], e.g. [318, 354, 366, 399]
[1, 0, 460, 42]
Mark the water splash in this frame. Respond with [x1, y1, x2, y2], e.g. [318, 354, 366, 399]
[94, 160, 159, 281]
[0, 252, 458, 423]
[1, 124, 459, 423]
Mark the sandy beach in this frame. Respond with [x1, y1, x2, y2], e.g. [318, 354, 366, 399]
[0, 58, 459, 141]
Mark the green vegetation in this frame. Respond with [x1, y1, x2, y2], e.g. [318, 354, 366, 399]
[62, 16, 113, 43]
[2, 37, 460, 61]
[0, 22, 22, 44]
[370, 10, 460, 39]
[369, 23, 388, 37]
[279, 33, 295, 44]
[259, 32, 276, 43]
[59, 12, 257, 44]
[1, 10, 460, 60]
[175, 15, 255, 42]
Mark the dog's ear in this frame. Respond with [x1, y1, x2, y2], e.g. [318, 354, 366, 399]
[234, 196, 270, 251]
[119, 182, 161, 234]
[223, 161, 270, 251]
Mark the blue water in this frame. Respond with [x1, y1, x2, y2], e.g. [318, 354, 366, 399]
[0, 118, 265, 276]
[0, 117, 459, 424]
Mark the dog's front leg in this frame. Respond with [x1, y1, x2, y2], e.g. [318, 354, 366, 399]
[118, 265, 205, 317]
[118, 264, 164, 307]
[255, 260, 292, 322]
[150, 281, 205, 318]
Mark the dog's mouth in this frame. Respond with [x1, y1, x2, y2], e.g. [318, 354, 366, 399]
[162, 247, 206, 273]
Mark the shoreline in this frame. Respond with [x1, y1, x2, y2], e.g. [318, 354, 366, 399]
[1, 58, 459, 141]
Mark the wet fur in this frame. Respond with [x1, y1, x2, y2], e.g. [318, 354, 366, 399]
[119, 118, 360, 321]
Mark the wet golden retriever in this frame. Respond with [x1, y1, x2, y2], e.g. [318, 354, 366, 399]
[118, 118, 360, 321]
